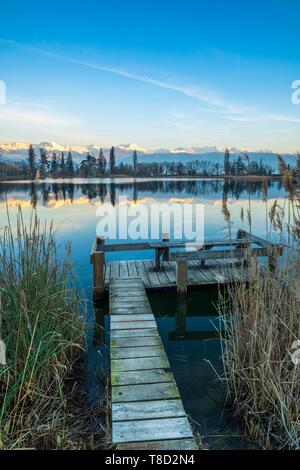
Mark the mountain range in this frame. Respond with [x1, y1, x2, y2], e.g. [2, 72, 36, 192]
[0, 141, 298, 171]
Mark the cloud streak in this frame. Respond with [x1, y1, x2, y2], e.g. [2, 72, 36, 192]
[1, 38, 300, 128]
[0, 38, 251, 115]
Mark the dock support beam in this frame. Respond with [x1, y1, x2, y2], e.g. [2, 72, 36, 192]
[92, 236, 105, 300]
[176, 260, 187, 299]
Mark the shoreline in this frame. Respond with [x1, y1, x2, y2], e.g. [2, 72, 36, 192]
[0, 174, 284, 183]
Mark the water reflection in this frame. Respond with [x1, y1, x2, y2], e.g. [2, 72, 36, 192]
[0, 178, 286, 209]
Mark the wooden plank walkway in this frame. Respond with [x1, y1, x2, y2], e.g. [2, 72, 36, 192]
[109, 276, 198, 450]
[105, 258, 246, 289]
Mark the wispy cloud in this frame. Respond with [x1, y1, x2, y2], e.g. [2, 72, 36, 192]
[0, 105, 82, 127]
[0, 38, 250, 115]
[1, 38, 300, 129]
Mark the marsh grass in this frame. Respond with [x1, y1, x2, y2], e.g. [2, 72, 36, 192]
[0, 208, 106, 449]
[218, 164, 300, 449]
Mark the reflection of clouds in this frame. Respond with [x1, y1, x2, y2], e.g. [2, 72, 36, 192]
[2, 195, 286, 211]
[1, 196, 104, 210]
[169, 198, 194, 204]
[120, 197, 155, 206]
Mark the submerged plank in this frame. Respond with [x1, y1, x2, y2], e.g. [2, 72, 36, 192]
[112, 417, 194, 443]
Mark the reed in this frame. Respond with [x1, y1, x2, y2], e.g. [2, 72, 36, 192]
[0, 208, 105, 449]
[218, 165, 300, 449]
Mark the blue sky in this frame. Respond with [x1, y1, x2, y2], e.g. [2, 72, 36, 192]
[0, 0, 300, 152]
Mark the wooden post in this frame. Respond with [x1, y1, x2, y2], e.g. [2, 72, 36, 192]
[155, 248, 161, 270]
[162, 232, 170, 262]
[200, 246, 206, 268]
[176, 260, 187, 299]
[92, 236, 105, 300]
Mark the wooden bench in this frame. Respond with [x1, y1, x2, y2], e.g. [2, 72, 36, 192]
[169, 230, 281, 297]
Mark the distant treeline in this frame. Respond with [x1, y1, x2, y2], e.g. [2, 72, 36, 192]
[0, 144, 296, 180]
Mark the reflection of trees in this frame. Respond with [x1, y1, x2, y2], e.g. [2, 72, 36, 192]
[52, 183, 59, 201]
[41, 183, 50, 206]
[0, 179, 289, 208]
[30, 183, 38, 208]
[133, 183, 138, 203]
[110, 183, 116, 207]
[67, 184, 74, 203]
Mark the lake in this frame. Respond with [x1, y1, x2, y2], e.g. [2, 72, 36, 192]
[0, 177, 288, 449]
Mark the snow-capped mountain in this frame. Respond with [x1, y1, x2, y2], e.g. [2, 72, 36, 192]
[0, 141, 152, 161]
[0, 141, 298, 171]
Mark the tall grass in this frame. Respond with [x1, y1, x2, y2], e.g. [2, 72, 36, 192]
[218, 165, 300, 449]
[0, 208, 103, 449]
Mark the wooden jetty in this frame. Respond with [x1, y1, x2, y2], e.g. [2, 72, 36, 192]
[91, 229, 281, 299]
[109, 276, 198, 450]
[90, 229, 282, 450]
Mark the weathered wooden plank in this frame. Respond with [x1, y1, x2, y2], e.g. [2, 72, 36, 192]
[154, 262, 171, 286]
[191, 261, 215, 283]
[110, 299, 150, 307]
[104, 264, 110, 285]
[111, 320, 157, 330]
[110, 280, 142, 287]
[127, 260, 138, 277]
[189, 261, 211, 283]
[112, 381, 180, 403]
[110, 291, 146, 298]
[170, 246, 268, 261]
[110, 314, 155, 322]
[111, 336, 162, 349]
[111, 356, 170, 372]
[110, 275, 141, 282]
[111, 369, 173, 386]
[110, 262, 120, 278]
[112, 417, 194, 443]
[111, 344, 165, 359]
[110, 328, 158, 338]
[110, 304, 152, 313]
[135, 260, 151, 288]
[112, 399, 185, 421]
[116, 438, 198, 450]
[119, 261, 129, 278]
[144, 260, 161, 288]
[163, 261, 176, 284]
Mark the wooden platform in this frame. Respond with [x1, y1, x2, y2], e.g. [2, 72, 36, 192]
[109, 276, 198, 450]
[105, 258, 246, 289]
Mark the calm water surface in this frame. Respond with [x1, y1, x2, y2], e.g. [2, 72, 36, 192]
[0, 178, 288, 448]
